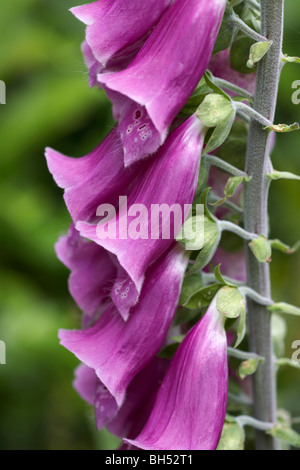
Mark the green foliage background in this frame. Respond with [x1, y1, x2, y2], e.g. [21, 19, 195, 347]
[0, 0, 299, 450]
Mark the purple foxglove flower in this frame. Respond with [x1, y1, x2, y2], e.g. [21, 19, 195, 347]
[59, 244, 189, 411]
[77, 115, 205, 319]
[98, 0, 226, 165]
[125, 296, 228, 450]
[45, 127, 144, 224]
[74, 357, 169, 436]
[81, 40, 102, 87]
[72, 0, 174, 77]
[55, 225, 116, 322]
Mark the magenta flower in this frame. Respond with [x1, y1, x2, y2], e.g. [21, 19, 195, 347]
[71, 0, 174, 81]
[74, 357, 169, 436]
[98, 0, 226, 165]
[59, 244, 189, 411]
[125, 296, 228, 450]
[55, 225, 116, 324]
[45, 127, 144, 224]
[77, 115, 205, 319]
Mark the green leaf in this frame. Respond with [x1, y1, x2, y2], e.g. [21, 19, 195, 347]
[179, 275, 204, 306]
[200, 187, 215, 222]
[267, 424, 300, 448]
[187, 217, 221, 275]
[247, 41, 272, 68]
[249, 235, 272, 263]
[185, 283, 221, 310]
[238, 358, 262, 380]
[266, 170, 300, 181]
[217, 286, 246, 319]
[211, 175, 251, 206]
[265, 122, 300, 133]
[180, 77, 211, 116]
[268, 302, 300, 317]
[270, 239, 300, 254]
[197, 94, 234, 127]
[235, 308, 247, 348]
[203, 109, 236, 155]
[217, 421, 245, 450]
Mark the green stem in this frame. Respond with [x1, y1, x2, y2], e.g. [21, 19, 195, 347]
[203, 154, 248, 177]
[243, 0, 284, 450]
[228, 12, 268, 43]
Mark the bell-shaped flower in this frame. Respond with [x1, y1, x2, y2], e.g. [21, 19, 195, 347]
[125, 296, 228, 450]
[45, 127, 144, 224]
[72, 0, 174, 80]
[77, 115, 205, 319]
[98, 0, 226, 165]
[59, 243, 189, 410]
[74, 357, 169, 436]
[55, 225, 116, 323]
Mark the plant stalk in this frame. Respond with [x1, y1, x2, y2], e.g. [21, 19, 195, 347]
[243, 0, 284, 450]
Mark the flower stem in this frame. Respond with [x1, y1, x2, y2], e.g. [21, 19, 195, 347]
[243, 0, 284, 450]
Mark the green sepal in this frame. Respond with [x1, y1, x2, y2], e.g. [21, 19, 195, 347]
[216, 286, 246, 319]
[267, 424, 300, 448]
[217, 417, 245, 450]
[247, 41, 272, 68]
[270, 238, 300, 254]
[282, 54, 300, 64]
[197, 94, 234, 128]
[204, 71, 232, 101]
[234, 308, 247, 348]
[268, 302, 300, 317]
[216, 120, 248, 171]
[187, 217, 221, 275]
[184, 283, 221, 310]
[266, 170, 300, 181]
[249, 235, 272, 263]
[211, 175, 251, 206]
[214, 264, 235, 287]
[179, 274, 203, 306]
[176, 213, 205, 251]
[202, 109, 236, 155]
[238, 358, 262, 380]
[213, 8, 236, 54]
[230, 36, 257, 75]
[264, 122, 300, 133]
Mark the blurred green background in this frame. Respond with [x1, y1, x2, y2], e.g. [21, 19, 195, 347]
[0, 0, 299, 450]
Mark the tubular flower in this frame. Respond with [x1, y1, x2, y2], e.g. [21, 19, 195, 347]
[71, 0, 174, 82]
[59, 244, 189, 410]
[77, 115, 205, 319]
[125, 296, 228, 450]
[98, 0, 226, 165]
[74, 357, 169, 436]
[45, 127, 145, 224]
[55, 225, 116, 323]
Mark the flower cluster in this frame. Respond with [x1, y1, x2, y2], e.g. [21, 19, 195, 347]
[44, 0, 258, 450]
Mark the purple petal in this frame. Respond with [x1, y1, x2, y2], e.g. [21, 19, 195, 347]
[73, 363, 98, 406]
[71, 0, 173, 69]
[99, 0, 226, 163]
[126, 297, 228, 450]
[77, 115, 205, 318]
[45, 127, 144, 223]
[59, 244, 189, 408]
[55, 225, 116, 318]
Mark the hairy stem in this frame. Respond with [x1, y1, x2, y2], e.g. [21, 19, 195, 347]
[243, 0, 284, 450]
